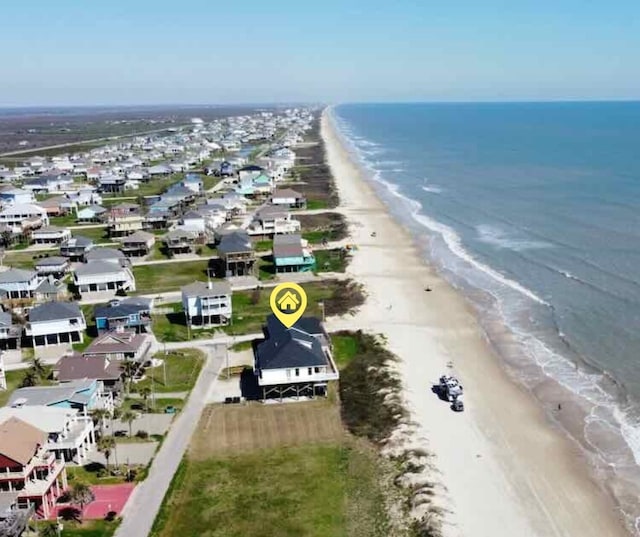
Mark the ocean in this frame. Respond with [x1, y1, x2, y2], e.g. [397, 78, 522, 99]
[332, 101, 640, 531]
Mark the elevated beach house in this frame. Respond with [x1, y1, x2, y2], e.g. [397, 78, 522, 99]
[107, 203, 144, 237]
[0, 417, 68, 520]
[93, 297, 152, 333]
[216, 230, 255, 277]
[120, 230, 155, 257]
[73, 260, 136, 297]
[270, 188, 307, 209]
[0, 311, 20, 350]
[0, 268, 41, 301]
[82, 329, 151, 363]
[163, 228, 198, 255]
[181, 280, 232, 329]
[0, 406, 95, 465]
[24, 301, 86, 347]
[272, 233, 315, 273]
[0, 204, 49, 234]
[7, 379, 111, 413]
[34, 256, 71, 279]
[59, 235, 94, 261]
[247, 205, 301, 237]
[31, 226, 71, 246]
[254, 315, 339, 399]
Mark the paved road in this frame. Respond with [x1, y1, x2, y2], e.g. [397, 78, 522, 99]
[114, 343, 225, 537]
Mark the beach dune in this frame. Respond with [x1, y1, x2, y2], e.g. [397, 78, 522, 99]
[321, 108, 629, 537]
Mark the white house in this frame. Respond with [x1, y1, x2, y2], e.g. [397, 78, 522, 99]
[0, 187, 35, 207]
[254, 315, 339, 399]
[271, 188, 307, 209]
[0, 406, 95, 464]
[247, 206, 301, 236]
[181, 281, 232, 328]
[73, 260, 136, 297]
[24, 301, 87, 347]
[31, 226, 72, 246]
[0, 203, 49, 232]
[0, 268, 42, 300]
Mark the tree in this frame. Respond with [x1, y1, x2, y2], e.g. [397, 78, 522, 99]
[139, 385, 152, 410]
[120, 410, 137, 437]
[21, 370, 38, 388]
[30, 356, 48, 380]
[38, 525, 59, 537]
[120, 360, 138, 394]
[69, 482, 94, 521]
[97, 436, 116, 469]
[90, 408, 109, 437]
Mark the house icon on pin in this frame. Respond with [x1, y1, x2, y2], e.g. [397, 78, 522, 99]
[277, 290, 300, 312]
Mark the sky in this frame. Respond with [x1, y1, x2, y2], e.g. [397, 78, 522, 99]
[1, 0, 639, 106]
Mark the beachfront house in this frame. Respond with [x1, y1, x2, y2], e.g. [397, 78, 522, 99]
[271, 188, 307, 209]
[181, 281, 232, 328]
[93, 297, 152, 334]
[0, 406, 95, 465]
[0, 417, 68, 520]
[163, 228, 198, 255]
[216, 231, 255, 277]
[247, 206, 301, 237]
[0, 204, 49, 234]
[24, 301, 86, 347]
[73, 260, 136, 297]
[272, 234, 315, 273]
[254, 315, 339, 400]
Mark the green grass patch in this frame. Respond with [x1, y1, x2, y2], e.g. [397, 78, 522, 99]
[134, 349, 205, 393]
[49, 519, 120, 536]
[305, 199, 328, 210]
[132, 260, 215, 293]
[66, 465, 127, 486]
[150, 443, 389, 537]
[0, 370, 25, 406]
[73, 226, 111, 244]
[229, 340, 254, 352]
[202, 175, 221, 191]
[122, 397, 185, 414]
[331, 332, 362, 368]
[50, 213, 78, 226]
[314, 249, 349, 273]
[253, 239, 272, 252]
[257, 256, 275, 281]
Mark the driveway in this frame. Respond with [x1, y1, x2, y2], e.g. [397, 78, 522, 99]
[114, 343, 225, 537]
[87, 441, 158, 466]
[107, 414, 174, 436]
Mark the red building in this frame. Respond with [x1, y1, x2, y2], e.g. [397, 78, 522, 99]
[0, 417, 68, 519]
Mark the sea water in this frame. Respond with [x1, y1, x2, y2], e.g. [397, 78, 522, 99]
[332, 101, 640, 532]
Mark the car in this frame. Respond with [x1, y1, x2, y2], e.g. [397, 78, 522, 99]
[164, 405, 177, 414]
[451, 398, 464, 412]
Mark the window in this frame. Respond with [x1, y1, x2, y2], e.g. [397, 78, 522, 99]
[308, 368, 312, 375]
[295, 368, 300, 377]
[314, 367, 320, 374]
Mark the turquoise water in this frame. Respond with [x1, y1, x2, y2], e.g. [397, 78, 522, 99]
[333, 101, 640, 530]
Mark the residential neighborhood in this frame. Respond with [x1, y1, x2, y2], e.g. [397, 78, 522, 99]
[0, 107, 360, 537]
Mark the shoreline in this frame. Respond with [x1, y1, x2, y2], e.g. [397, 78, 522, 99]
[320, 108, 630, 536]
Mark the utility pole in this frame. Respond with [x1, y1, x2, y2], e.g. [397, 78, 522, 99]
[226, 345, 230, 380]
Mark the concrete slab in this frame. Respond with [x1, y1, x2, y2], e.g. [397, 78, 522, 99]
[87, 441, 158, 466]
[107, 413, 174, 436]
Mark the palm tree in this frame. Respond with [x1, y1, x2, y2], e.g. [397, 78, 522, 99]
[30, 356, 48, 380]
[20, 370, 38, 388]
[139, 385, 152, 410]
[69, 482, 94, 522]
[90, 408, 109, 437]
[120, 410, 137, 437]
[97, 436, 116, 470]
[120, 360, 138, 394]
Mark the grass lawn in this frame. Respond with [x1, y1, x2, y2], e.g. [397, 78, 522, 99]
[66, 465, 127, 486]
[0, 370, 25, 406]
[257, 256, 275, 281]
[305, 199, 329, 210]
[50, 213, 79, 226]
[121, 397, 185, 413]
[202, 175, 221, 191]
[253, 239, 272, 252]
[151, 403, 390, 537]
[73, 226, 111, 244]
[313, 249, 349, 273]
[132, 260, 215, 293]
[133, 349, 205, 394]
[225, 281, 336, 335]
[331, 332, 362, 369]
[4, 250, 39, 269]
[41, 519, 120, 537]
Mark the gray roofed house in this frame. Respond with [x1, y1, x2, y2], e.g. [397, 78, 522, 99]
[25, 300, 86, 347]
[73, 259, 136, 297]
[216, 231, 255, 277]
[60, 235, 95, 261]
[0, 268, 40, 300]
[94, 296, 152, 333]
[34, 255, 71, 277]
[28, 300, 82, 322]
[254, 314, 338, 399]
[7, 379, 105, 411]
[0, 310, 19, 349]
[120, 230, 155, 257]
[85, 247, 128, 266]
[181, 280, 232, 328]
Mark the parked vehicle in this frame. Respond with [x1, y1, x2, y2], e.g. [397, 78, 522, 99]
[439, 375, 463, 401]
[451, 397, 464, 412]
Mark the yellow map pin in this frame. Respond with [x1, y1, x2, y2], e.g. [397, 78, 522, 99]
[270, 282, 308, 328]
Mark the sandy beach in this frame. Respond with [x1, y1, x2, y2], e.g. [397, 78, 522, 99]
[321, 108, 630, 537]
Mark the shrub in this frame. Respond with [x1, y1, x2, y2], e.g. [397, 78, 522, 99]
[135, 430, 149, 439]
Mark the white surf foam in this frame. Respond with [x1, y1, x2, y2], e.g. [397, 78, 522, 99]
[476, 224, 553, 252]
[421, 185, 443, 194]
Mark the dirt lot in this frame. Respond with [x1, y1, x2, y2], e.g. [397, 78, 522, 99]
[190, 400, 344, 459]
